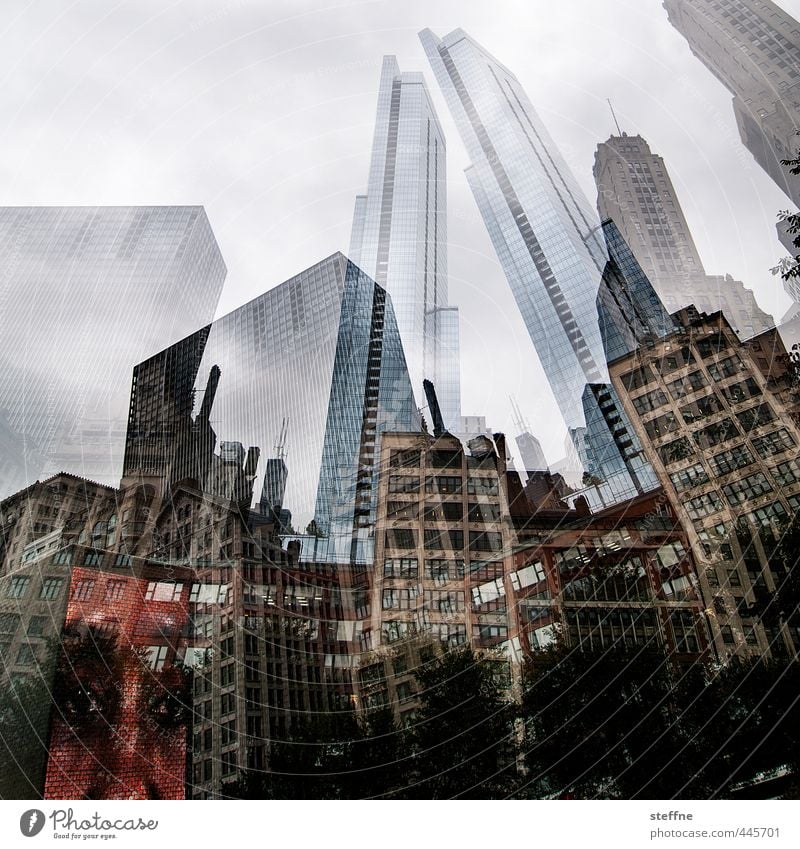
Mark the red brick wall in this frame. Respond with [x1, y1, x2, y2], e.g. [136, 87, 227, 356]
[44, 568, 191, 800]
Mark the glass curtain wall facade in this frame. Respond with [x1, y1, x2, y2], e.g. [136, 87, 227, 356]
[350, 56, 462, 430]
[420, 28, 611, 440]
[124, 253, 419, 564]
[0, 206, 226, 498]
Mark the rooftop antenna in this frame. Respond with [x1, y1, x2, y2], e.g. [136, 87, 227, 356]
[607, 99, 623, 136]
[274, 416, 289, 461]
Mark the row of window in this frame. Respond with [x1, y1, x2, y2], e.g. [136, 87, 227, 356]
[387, 475, 499, 496]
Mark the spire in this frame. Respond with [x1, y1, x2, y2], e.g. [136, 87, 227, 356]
[607, 99, 623, 136]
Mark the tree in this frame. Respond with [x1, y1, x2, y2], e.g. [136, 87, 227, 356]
[225, 705, 407, 800]
[519, 639, 800, 799]
[773, 141, 800, 282]
[404, 648, 516, 799]
[519, 641, 689, 799]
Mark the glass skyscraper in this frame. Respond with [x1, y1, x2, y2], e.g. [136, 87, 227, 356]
[350, 56, 461, 430]
[124, 253, 419, 564]
[0, 206, 226, 498]
[419, 28, 611, 440]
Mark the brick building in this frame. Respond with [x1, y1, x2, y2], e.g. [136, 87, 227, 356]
[609, 308, 800, 659]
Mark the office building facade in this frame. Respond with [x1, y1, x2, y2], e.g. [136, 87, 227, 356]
[0, 206, 226, 498]
[351, 57, 462, 430]
[610, 308, 800, 660]
[594, 132, 774, 337]
[664, 0, 800, 273]
[124, 253, 419, 565]
[420, 27, 611, 437]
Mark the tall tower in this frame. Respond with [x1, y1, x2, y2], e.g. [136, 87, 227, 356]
[0, 206, 226, 498]
[125, 253, 419, 564]
[663, 1, 800, 219]
[351, 56, 461, 430]
[595, 131, 775, 338]
[509, 396, 548, 474]
[420, 28, 611, 438]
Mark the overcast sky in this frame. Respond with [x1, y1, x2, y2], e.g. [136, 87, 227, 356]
[3, 0, 799, 467]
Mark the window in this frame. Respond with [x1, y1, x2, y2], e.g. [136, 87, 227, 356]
[425, 559, 465, 582]
[145, 645, 169, 671]
[720, 377, 761, 405]
[712, 443, 754, 476]
[736, 403, 774, 432]
[466, 477, 498, 496]
[115, 554, 132, 568]
[469, 530, 503, 552]
[16, 645, 36, 665]
[396, 681, 415, 703]
[84, 550, 103, 567]
[693, 418, 739, 450]
[384, 528, 416, 549]
[631, 388, 668, 416]
[104, 579, 127, 602]
[72, 578, 95, 601]
[669, 463, 709, 493]
[383, 557, 418, 578]
[0, 612, 20, 634]
[751, 429, 796, 459]
[388, 475, 419, 494]
[620, 365, 654, 391]
[695, 333, 727, 358]
[680, 394, 723, 423]
[667, 370, 707, 399]
[144, 581, 184, 602]
[423, 528, 464, 550]
[389, 449, 420, 468]
[744, 501, 787, 528]
[39, 577, 65, 600]
[424, 502, 463, 522]
[386, 501, 418, 520]
[221, 750, 237, 776]
[382, 588, 419, 610]
[220, 663, 235, 687]
[772, 458, 800, 487]
[425, 475, 462, 495]
[655, 541, 686, 569]
[472, 624, 508, 646]
[467, 503, 501, 523]
[381, 620, 416, 643]
[430, 450, 462, 469]
[659, 345, 695, 373]
[658, 437, 694, 466]
[644, 411, 679, 440]
[686, 491, 723, 520]
[707, 355, 742, 381]
[722, 472, 772, 505]
[423, 590, 465, 613]
[6, 576, 30, 599]
[27, 616, 47, 637]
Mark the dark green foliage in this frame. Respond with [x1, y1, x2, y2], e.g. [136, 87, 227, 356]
[226, 706, 407, 800]
[518, 642, 800, 799]
[403, 648, 516, 799]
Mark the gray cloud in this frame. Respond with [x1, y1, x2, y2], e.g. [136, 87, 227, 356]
[1, 0, 798, 464]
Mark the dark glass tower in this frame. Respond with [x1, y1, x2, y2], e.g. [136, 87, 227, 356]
[124, 253, 419, 564]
